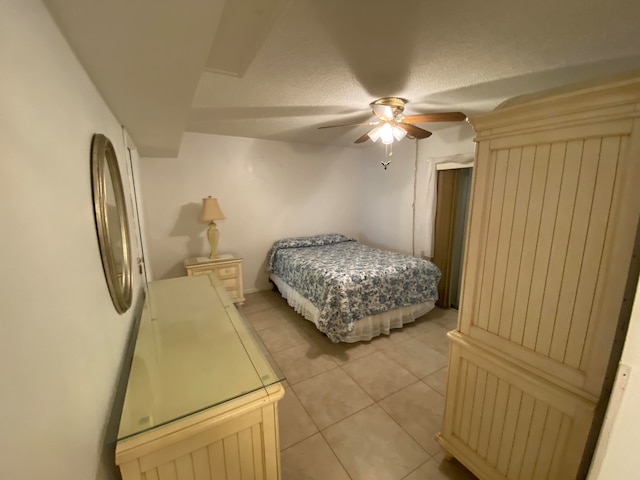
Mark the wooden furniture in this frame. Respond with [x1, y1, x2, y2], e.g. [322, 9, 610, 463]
[184, 253, 245, 305]
[115, 274, 285, 480]
[437, 74, 640, 479]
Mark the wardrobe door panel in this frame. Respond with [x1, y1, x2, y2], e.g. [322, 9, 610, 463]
[458, 124, 638, 396]
[439, 76, 640, 480]
[440, 336, 594, 480]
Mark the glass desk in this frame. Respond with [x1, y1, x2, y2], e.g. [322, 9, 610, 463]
[115, 274, 285, 480]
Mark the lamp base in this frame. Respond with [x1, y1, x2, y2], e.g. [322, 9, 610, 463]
[207, 221, 219, 259]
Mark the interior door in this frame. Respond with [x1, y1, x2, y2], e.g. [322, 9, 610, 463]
[433, 167, 472, 309]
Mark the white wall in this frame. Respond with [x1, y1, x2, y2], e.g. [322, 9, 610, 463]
[358, 139, 420, 254]
[0, 2, 144, 479]
[589, 274, 640, 479]
[139, 132, 362, 291]
[137, 126, 474, 293]
[359, 123, 476, 256]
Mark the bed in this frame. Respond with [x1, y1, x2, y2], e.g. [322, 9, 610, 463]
[267, 234, 441, 343]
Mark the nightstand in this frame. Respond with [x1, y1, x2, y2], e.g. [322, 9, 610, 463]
[184, 254, 245, 305]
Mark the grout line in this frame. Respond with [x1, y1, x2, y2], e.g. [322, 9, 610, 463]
[399, 458, 432, 480]
[267, 303, 458, 477]
[318, 429, 355, 480]
[285, 364, 341, 387]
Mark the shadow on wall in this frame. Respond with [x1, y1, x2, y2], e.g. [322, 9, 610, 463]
[359, 234, 406, 255]
[420, 55, 640, 114]
[253, 254, 273, 292]
[310, 1, 422, 97]
[95, 291, 146, 480]
[161, 202, 207, 278]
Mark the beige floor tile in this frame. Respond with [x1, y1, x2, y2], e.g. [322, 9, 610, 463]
[423, 366, 448, 396]
[403, 454, 478, 480]
[378, 381, 444, 455]
[377, 337, 448, 378]
[274, 307, 329, 339]
[257, 322, 310, 353]
[276, 304, 307, 321]
[341, 350, 418, 400]
[290, 315, 326, 338]
[262, 288, 290, 306]
[370, 328, 415, 347]
[292, 368, 373, 429]
[244, 308, 290, 332]
[428, 307, 459, 330]
[278, 387, 318, 449]
[281, 433, 350, 480]
[323, 404, 429, 480]
[272, 342, 338, 385]
[404, 316, 441, 338]
[311, 333, 378, 365]
[415, 326, 451, 356]
[240, 292, 275, 314]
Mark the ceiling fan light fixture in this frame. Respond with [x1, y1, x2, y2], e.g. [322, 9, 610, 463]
[392, 124, 407, 141]
[379, 122, 395, 145]
[322, 96, 465, 147]
[367, 125, 382, 142]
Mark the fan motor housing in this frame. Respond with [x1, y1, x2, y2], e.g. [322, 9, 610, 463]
[370, 97, 408, 115]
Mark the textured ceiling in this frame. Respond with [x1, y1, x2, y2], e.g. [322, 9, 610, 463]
[44, 0, 640, 156]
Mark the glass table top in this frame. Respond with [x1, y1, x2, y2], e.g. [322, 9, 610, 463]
[117, 274, 284, 441]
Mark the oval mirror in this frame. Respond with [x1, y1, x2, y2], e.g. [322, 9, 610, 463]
[91, 133, 132, 314]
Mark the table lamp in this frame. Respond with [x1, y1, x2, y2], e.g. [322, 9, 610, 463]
[200, 196, 226, 259]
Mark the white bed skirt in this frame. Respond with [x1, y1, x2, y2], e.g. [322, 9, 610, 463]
[269, 274, 436, 343]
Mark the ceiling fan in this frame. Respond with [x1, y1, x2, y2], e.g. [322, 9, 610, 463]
[318, 97, 467, 145]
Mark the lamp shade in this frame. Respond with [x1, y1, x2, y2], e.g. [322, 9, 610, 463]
[200, 196, 226, 222]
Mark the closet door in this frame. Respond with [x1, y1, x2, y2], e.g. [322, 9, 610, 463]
[438, 76, 640, 480]
[433, 168, 473, 309]
[432, 169, 458, 308]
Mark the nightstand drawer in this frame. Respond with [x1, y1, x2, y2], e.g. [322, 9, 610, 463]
[216, 266, 237, 278]
[226, 289, 240, 302]
[184, 255, 245, 305]
[189, 266, 213, 276]
[222, 277, 239, 290]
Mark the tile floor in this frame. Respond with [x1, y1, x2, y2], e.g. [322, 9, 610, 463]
[240, 290, 478, 480]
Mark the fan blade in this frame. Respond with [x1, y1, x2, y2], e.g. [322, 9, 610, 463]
[354, 131, 371, 143]
[398, 123, 432, 139]
[400, 112, 467, 123]
[372, 104, 395, 121]
[318, 121, 378, 130]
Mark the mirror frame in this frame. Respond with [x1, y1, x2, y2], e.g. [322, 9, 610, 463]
[91, 133, 133, 314]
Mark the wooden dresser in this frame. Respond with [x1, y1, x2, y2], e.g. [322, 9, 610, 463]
[437, 74, 640, 479]
[185, 254, 245, 305]
[115, 274, 284, 480]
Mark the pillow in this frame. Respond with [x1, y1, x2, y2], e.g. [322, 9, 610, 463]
[267, 233, 355, 272]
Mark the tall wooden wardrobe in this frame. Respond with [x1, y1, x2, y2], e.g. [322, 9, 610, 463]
[437, 74, 640, 480]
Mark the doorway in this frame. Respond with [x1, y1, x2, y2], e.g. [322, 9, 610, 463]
[432, 166, 472, 309]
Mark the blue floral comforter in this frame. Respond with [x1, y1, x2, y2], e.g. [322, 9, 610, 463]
[267, 234, 441, 342]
